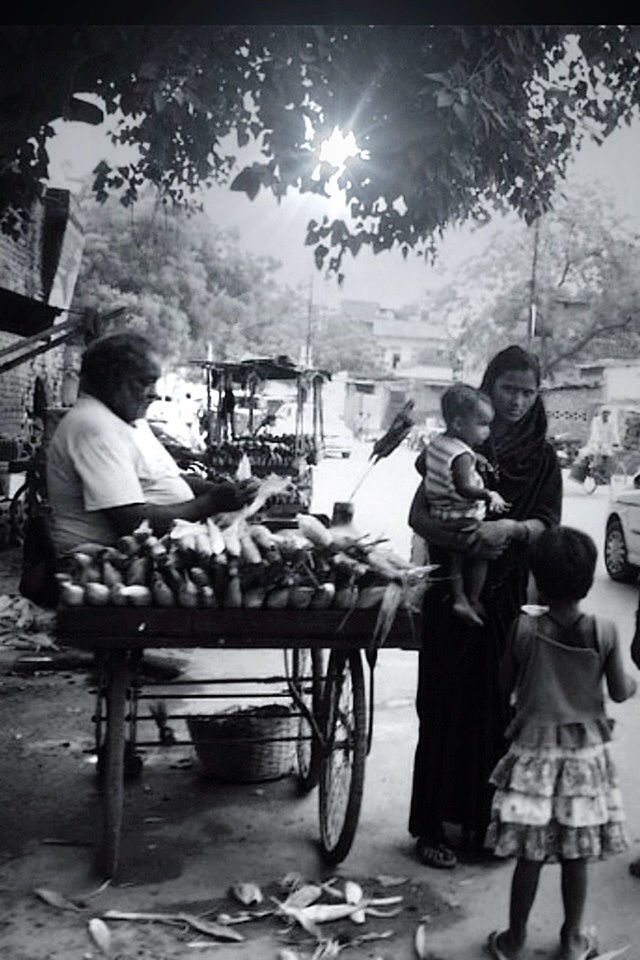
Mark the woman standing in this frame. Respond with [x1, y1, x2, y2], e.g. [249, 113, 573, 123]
[408, 345, 562, 868]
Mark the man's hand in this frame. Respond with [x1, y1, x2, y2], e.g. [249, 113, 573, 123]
[206, 478, 260, 514]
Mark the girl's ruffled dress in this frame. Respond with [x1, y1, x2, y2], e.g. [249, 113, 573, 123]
[485, 612, 628, 862]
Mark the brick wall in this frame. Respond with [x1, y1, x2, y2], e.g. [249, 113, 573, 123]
[0, 331, 67, 437]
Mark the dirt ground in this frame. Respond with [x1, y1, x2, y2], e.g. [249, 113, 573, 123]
[0, 547, 459, 960]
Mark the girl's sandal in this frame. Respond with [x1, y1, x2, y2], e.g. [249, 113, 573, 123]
[415, 838, 457, 869]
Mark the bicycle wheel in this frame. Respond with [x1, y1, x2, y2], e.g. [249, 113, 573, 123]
[318, 649, 366, 864]
[291, 647, 324, 794]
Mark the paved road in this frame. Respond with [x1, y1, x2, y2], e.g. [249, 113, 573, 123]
[312, 441, 640, 959]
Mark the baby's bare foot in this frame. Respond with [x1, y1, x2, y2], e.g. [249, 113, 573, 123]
[453, 599, 484, 627]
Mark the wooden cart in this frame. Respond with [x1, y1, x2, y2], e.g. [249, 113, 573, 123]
[56, 606, 421, 879]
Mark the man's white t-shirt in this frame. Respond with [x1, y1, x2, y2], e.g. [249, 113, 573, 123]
[47, 395, 194, 553]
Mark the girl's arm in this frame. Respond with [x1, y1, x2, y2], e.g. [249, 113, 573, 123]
[604, 628, 637, 702]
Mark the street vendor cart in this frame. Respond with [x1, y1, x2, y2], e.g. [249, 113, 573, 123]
[191, 356, 329, 519]
[56, 604, 421, 879]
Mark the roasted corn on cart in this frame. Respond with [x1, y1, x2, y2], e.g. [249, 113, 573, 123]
[56, 605, 420, 879]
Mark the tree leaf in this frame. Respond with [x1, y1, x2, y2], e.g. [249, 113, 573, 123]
[88, 918, 112, 955]
[436, 89, 455, 108]
[230, 166, 262, 200]
[34, 887, 82, 912]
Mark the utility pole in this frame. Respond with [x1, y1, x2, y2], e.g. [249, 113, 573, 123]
[528, 218, 540, 345]
[304, 276, 313, 367]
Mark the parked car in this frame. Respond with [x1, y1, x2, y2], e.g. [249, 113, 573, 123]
[604, 473, 640, 581]
[323, 424, 353, 458]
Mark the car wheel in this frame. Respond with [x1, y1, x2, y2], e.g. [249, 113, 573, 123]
[604, 517, 639, 583]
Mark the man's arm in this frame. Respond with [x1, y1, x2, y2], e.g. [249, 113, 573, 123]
[105, 480, 258, 537]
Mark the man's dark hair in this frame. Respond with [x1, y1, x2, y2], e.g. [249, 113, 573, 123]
[80, 332, 158, 398]
[440, 382, 492, 427]
[530, 526, 597, 601]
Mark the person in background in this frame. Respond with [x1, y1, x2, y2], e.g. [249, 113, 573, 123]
[47, 331, 257, 557]
[484, 527, 636, 960]
[408, 345, 562, 869]
[579, 408, 621, 476]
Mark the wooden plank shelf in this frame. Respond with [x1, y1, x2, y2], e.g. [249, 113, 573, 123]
[56, 606, 422, 651]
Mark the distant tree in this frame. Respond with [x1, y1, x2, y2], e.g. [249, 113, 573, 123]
[72, 191, 309, 363]
[426, 186, 640, 377]
[4, 25, 640, 278]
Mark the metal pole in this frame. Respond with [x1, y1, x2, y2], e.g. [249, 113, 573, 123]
[528, 219, 540, 344]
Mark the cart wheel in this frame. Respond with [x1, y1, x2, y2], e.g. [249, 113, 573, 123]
[292, 648, 324, 794]
[318, 649, 366, 864]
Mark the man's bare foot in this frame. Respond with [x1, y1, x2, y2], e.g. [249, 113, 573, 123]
[453, 599, 484, 626]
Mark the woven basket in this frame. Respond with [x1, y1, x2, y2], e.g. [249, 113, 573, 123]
[186, 704, 297, 783]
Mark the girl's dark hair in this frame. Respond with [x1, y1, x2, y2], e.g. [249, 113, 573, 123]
[80, 332, 157, 397]
[530, 526, 597, 601]
[440, 382, 492, 427]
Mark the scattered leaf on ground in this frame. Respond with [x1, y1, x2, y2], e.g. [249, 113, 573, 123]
[284, 884, 323, 909]
[344, 880, 363, 904]
[88, 917, 111, 955]
[376, 874, 409, 887]
[280, 872, 304, 891]
[415, 922, 429, 958]
[230, 881, 263, 906]
[591, 949, 630, 960]
[34, 887, 82, 912]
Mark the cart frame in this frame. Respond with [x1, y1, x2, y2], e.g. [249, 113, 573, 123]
[57, 606, 420, 878]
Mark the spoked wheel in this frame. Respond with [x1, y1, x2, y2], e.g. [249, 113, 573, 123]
[318, 649, 366, 864]
[291, 647, 325, 794]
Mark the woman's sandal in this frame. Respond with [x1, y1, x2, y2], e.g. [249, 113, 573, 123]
[415, 837, 457, 869]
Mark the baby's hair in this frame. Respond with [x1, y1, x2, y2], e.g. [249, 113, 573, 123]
[530, 526, 597, 601]
[440, 382, 492, 427]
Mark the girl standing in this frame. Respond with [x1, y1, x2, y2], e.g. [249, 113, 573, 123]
[485, 526, 636, 960]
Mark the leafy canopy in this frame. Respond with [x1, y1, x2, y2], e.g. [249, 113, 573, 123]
[3, 24, 640, 275]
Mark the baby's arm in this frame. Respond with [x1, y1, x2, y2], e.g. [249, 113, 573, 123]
[604, 625, 637, 702]
[451, 453, 509, 512]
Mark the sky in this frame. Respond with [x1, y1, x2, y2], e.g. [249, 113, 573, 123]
[46, 96, 640, 312]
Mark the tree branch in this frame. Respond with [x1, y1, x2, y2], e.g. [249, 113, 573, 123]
[547, 316, 634, 373]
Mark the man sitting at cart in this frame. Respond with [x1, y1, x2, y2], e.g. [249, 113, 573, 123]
[46, 331, 258, 558]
